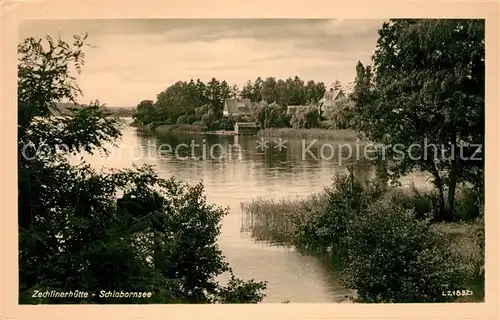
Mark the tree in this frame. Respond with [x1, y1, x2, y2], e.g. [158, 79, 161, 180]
[331, 80, 342, 90]
[322, 97, 356, 129]
[352, 19, 484, 221]
[155, 80, 206, 123]
[18, 33, 267, 304]
[305, 80, 326, 104]
[261, 77, 279, 103]
[256, 102, 288, 129]
[290, 105, 320, 129]
[241, 80, 260, 102]
[134, 100, 155, 123]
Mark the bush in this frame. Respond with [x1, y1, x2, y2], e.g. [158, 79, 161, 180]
[213, 271, 267, 303]
[343, 201, 469, 302]
[431, 218, 484, 280]
[386, 187, 438, 220]
[453, 188, 481, 221]
[256, 102, 289, 129]
[386, 185, 481, 222]
[319, 120, 334, 129]
[290, 105, 320, 129]
[292, 173, 373, 252]
[176, 114, 198, 125]
[322, 97, 356, 129]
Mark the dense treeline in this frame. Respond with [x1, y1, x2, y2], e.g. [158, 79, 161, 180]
[55, 102, 137, 117]
[133, 76, 334, 131]
[240, 76, 327, 105]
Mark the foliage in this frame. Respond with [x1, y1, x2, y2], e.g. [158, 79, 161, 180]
[256, 102, 289, 129]
[242, 171, 483, 302]
[134, 100, 156, 124]
[290, 105, 320, 129]
[213, 272, 267, 303]
[134, 76, 328, 131]
[352, 19, 484, 221]
[322, 97, 356, 129]
[343, 200, 469, 302]
[431, 217, 484, 280]
[386, 184, 481, 222]
[136, 79, 236, 125]
[292, 173, 369, 252]
[241, 194, 327, 245]
[18, 34, 267, 304]
[241, 76, 326, 105]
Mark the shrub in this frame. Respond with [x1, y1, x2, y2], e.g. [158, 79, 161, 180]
[155, 124, 205, 135]
[290, 105, 320, 129]
[176, 115, 188, 124]
[343, 201, 468, 302]
[386, 185, 481, 222]
[322, 97, 356, 129]
[431, 218, 484, 280]
[453, 188, 481, 221]
[292, 173, 373, 252]
[319, 120, 334, 129]
[213, 271, 267, 303]
[386, 187, 438, 220]
[256, 102, 288, 129]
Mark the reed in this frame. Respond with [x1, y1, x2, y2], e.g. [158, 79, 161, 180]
[240, 193, 327, 245]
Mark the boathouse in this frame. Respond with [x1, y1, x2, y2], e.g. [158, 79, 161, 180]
[234, 122, 259, 135]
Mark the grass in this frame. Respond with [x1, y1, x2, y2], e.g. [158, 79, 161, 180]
[240, 193, 327, 246]
[431, 218, 485, 302]
[155, 124, 204, 135]
[384, 182, 482, 221]
[256, 128, 361, 141]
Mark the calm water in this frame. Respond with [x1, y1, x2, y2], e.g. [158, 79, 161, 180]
[75, 119, 430, 303]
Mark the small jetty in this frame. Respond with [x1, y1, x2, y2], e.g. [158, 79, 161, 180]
[202, 130, 235, 136]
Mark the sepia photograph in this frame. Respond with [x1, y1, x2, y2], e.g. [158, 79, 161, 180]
[2, 1, 498, 318]
[15, 16, 487, 305]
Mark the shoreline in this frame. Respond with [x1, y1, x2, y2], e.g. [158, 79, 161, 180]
[136, 122, 365, 141]
[240, 182, 485, 303]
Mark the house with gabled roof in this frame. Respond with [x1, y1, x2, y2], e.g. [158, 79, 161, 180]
[318, 88, 345, 115]
[223, 98, 253, 117]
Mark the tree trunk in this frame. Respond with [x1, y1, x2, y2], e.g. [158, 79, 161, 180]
[429, 160, 448, 221]
[447, 158, 458, 221]
[435, 175, 447, 221]
[445, 116, 458, 221]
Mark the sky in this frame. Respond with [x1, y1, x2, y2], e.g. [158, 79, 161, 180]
[19, 19, 385, 107]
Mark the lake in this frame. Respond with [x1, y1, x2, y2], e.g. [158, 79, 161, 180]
[74, 119, 431, 303]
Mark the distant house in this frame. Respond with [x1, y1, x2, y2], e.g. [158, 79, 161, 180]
[234, 122, 259, 135]
[223, 98, 253, 117]
[318, 88, 345, 114]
